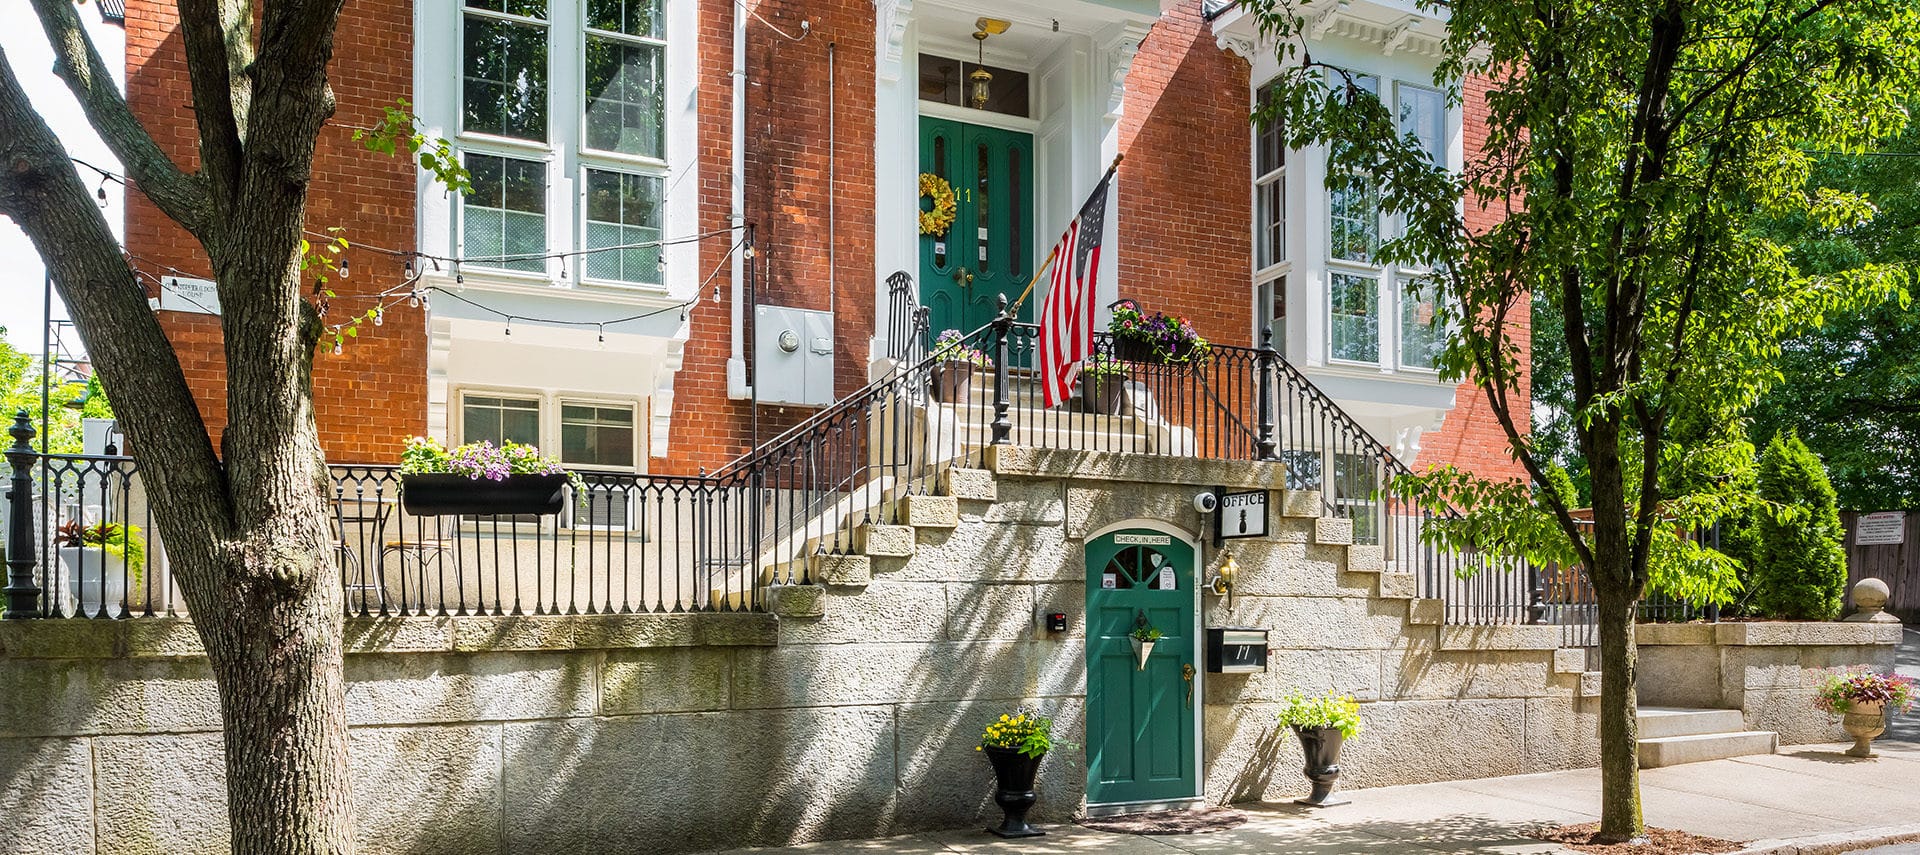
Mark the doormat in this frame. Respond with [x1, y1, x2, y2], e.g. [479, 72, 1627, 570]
[1076, 808, 1248, 835]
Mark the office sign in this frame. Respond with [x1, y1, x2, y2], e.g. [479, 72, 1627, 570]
[1219, 490, 1269, 539]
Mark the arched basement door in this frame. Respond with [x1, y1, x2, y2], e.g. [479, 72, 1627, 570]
[1084, 528, 1198, 806]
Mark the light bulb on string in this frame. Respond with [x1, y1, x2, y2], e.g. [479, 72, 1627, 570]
[331, 333, 342, 355]
[339, 258, 350, 279]
[408, 291, 421, 308]
[559, 257, 568, 280]
[504, 317, 513, 337]
[404, 256, 415, 278]
[597, 324, 605, 347]
[373, 307, 384, 326]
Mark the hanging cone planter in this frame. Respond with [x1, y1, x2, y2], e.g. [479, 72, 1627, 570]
[1130, 637, 1155, 670]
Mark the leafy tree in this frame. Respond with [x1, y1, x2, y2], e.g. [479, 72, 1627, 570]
[0, 328, 115, 454]
[0, 4, 453, 852]
[1242, 0, 1919, 842]
[1748, 109, 1920, 510]
[1752, 431, 1848, 619]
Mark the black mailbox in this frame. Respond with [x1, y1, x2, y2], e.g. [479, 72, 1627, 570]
[1205, 627, 1269, 674]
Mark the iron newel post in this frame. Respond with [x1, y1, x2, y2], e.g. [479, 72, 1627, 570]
[1255, 327, 1278, 461]
[4, 410, 43, 618]
[990, 294, 1013, 445]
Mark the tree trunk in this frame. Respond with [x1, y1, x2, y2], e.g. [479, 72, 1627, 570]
[1594, 584, 1644, 843]
[200, 547, 354, 855]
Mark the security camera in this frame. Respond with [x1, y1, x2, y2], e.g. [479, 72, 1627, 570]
[1193, 491, 1219, 514]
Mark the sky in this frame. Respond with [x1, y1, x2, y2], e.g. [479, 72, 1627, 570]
[0, 5, 126, 353]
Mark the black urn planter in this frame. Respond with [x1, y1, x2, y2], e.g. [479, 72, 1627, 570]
[1079, 374, 1129, 415]
[930, 361, 975, 404]
[401, 473, 569, 516]
[1291, 726, 1349, 807]
[981, 746, 1046, 838]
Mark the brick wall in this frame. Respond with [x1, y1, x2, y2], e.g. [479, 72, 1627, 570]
[1412, 73, 1531, 483]
[1117, 1, 1254, 349]
[665, 0, 878, 475]
[123, 0, 424, 465]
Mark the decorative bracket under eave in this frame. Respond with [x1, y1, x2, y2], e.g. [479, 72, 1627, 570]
[876, 0, 914, 83]
[1102, 21, 1152, 121]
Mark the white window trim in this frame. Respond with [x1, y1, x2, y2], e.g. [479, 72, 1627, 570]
[1325, 263, 1383, 368]
[575, 164, 666, 290]
[422, 0, 694, 303]
[458, 149, 557, 281]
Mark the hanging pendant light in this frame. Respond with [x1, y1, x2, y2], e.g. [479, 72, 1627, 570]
[969, 19, 1009, 110]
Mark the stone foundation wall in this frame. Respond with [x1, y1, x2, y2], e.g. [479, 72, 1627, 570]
[1637, 621, 1902, 745]
[0, 452, 1900, 854]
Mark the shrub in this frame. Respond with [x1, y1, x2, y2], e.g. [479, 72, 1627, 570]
[1753, 431, 1848, 620]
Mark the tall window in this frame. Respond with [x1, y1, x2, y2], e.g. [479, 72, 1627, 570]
[452, 0, 673, 288]
[584, 170, 663, 284]
[1328, 181, 1379, 264]
[1254, 82, 1290, 352]
[462, 395, 541, 446]
[463, 1, 549, 141]
[465, 154, 548, 274]
[1329, 272, 1378, 363]
[1398, 276, 1445, 369]
[1397, 83, 1447, 166]
[584, 0, 665, 157]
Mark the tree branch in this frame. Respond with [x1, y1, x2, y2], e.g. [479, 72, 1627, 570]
[0, 43, 233, 547]
[26, 0, 212, 238]
[176, 0, 251, 212]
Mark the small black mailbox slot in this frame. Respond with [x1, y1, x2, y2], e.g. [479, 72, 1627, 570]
[1205, 627, 1269, 674]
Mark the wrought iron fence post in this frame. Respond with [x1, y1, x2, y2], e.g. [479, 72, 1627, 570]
[5, 411, 43, 619]
[1526, 560, 1547, 625]
[990, 294, 1012, 445]
[1255, 327, 1278, 460]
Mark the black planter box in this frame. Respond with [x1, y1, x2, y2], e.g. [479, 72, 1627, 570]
[401, 473, 569, 516]
[1111, 336, 1161, 364]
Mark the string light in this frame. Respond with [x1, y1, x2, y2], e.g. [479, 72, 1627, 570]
[403, 256, 415, 279]
[373, 308, 384, 326]
[504, 317, 513, 337]
[339, 258, 349, 279]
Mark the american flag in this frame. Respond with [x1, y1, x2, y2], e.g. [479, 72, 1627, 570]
[1038, 164, 1117, 409]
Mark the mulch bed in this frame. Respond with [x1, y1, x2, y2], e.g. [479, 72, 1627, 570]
[1531, 823, 1744, 854]
[1076, 808, 1248, 835]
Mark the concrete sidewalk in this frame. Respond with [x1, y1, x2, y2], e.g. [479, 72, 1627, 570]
[711, 741, 1920, 854]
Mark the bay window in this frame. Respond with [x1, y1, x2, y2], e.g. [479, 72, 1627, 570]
[452, 0, 671, 289]
[1398, 276, 1445, 370]
[1328, 272, 1379, 363]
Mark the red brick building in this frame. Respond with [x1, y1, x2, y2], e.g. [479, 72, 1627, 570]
[122, 0, 1526, 481]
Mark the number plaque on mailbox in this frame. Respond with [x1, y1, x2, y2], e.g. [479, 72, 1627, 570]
[1205, 627, 1269, 674]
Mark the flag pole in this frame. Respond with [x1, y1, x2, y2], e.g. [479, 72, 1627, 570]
[1008, 153, 1124, 316]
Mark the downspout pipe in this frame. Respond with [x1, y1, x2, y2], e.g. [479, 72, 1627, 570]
[726, 0, 750, 399]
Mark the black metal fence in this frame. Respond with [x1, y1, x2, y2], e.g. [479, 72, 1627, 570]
[0, 278, 1628, 635]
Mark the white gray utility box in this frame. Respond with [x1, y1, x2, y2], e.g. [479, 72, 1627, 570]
[754, 305, 835, 407]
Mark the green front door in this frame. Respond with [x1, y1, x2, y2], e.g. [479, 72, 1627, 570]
[1085, 529, 1199, 805]
[918, 117, 1035, 337]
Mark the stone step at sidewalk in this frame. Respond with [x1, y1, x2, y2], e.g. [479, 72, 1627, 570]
[1637, 707, 1748, 739]
[1637, 729, 1778, 768]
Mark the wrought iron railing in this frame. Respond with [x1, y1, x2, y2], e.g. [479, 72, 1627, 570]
[0, 280, 1588, 632]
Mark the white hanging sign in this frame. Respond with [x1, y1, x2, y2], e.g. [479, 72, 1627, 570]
[1158, 567, 1176, 590]
[157, 276, 221, 315]
[1856, 512, 1906, 546]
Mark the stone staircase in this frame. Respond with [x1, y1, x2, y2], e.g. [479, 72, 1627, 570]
[1635, 707, 1777, 767]
[733, 449, 1438, 624]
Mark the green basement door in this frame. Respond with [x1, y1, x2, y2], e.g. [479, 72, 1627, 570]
[918, 117, 1035, 336]
[1084, 528, 1198, 805]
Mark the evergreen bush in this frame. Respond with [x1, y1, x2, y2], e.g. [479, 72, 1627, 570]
[1753, 431, 1849, 620]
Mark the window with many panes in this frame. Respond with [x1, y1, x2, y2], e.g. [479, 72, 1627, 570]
[1398, 276, 1445, 370]
[461, 395, 542, 446]
[1328, 272, 1378, 363]
[456, 0, 670, 287]
[1253, 82, 1289, 351]
[561, 403, 636, 469]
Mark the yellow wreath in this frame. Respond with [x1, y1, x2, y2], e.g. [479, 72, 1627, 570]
[918, 172, 957, 237]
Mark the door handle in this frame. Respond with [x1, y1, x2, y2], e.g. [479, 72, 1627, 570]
[1182, 663, 1195, 708]
[953, 266, 975, 287]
